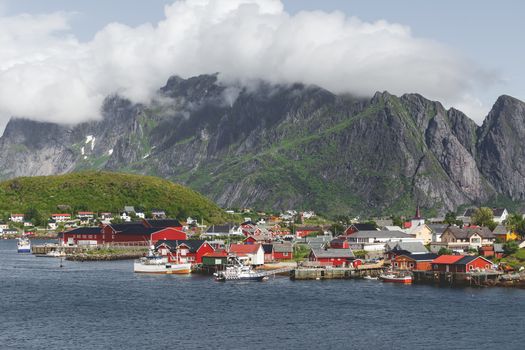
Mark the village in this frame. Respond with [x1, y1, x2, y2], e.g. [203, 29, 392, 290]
[6, 205, 525, 287]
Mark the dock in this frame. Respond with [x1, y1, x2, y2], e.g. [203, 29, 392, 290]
[412, 270, 503, 286]
[291, 264, 383, 280]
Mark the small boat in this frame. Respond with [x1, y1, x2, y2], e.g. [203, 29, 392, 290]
[134, 250, 191, 274]
[46, 250, 67, 258]
[17, 237, 31, 253]
[379, 273, 412, 284]
[363, 275, 378, 280]
[214, 259, 268, 282]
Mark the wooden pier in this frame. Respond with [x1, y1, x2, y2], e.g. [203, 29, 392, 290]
[412, 270, 503, 287]
[291, 265, 383, 280]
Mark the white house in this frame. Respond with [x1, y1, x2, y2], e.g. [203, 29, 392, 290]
[10, 214, 24, 223]
[229, 244, 265, 265]
[52, 213, 72, 223]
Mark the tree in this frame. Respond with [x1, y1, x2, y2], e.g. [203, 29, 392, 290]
[502, 241, 519, 256]
[24, 207, 43, 227]
[444, 211, 457, 226]
[391, 215, 403, 227]
[471, 207, 496, 230]
[438, 247, 453, 255]
[505, 213, 525, 239]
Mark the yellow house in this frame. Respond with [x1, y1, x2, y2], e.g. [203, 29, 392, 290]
[493, 225, 519, 241]
[407, 224, 433, 244]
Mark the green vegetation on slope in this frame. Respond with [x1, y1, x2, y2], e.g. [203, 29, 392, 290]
[0, 171, 229, 224]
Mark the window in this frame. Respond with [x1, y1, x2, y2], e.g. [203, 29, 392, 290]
[394, 262, 398, 267]
[283, 252, 288, 256]
[409, 263, 414, 267]
[469, 265, 474, 271]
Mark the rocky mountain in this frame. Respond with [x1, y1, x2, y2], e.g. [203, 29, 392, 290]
[1, 74, 524, 216]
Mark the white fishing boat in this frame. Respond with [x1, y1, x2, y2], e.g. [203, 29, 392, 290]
[17, 237, 31, 253]
[214, 258, 268, 282]
[134, 249, 191, 274]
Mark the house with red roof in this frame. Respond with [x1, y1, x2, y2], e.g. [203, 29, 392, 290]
[229, 243, 265, 265]
[431, 255, 494, 273]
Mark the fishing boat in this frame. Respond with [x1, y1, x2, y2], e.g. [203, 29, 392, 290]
[379, 272, 413, 284]
[17, 237, 31, 253]
[133, 249, 191, 274]
[214, 258, 268, 282]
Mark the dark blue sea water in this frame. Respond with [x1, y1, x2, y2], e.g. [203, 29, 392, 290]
[1, 239, 523, 350]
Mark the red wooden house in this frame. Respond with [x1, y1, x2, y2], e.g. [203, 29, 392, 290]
[273, 242, 293, 260]
[309, 248, 355, 267]
[295, 226, 323, 238]
[330, 238, 349, 249]
[60, 220, 187, 246]
[155, 239, 214, 264]
[392, 253, 437, 271]
[431, 255, 494, 273]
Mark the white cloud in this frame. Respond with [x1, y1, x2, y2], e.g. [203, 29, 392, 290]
[0, 0, 498, 127]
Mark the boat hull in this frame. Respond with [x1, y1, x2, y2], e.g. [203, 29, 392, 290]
[380, 275, 412, 284]
[17, 248, 31, 253]
[134, 262, 191, 274]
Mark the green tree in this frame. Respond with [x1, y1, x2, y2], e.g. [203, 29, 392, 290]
[502, 241, 519, 256]
[444, 211, 457, 226]
[391, 215, 403, 227]
[438, 247, 453, 255]
[505, 213, 525, 239]
[24, 207, 43, 227]
[471, 207, 496, 230]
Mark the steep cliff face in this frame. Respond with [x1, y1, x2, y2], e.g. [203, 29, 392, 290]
[0, 74, 523, 215]
[477, 95, 525, 200]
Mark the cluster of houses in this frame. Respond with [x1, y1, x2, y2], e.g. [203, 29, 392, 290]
[3, 207, 172, 234]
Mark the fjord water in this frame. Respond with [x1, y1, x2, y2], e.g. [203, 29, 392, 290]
[1, 240, 523, 350]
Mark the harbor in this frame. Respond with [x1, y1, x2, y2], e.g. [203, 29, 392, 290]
[1, 238, 523, 350]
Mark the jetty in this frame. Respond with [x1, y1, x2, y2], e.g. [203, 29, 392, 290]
[291, 263, 384, 280]
[412, 270, 503, 287]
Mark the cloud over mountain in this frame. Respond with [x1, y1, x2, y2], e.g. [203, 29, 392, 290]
[0, 0, 497, 126]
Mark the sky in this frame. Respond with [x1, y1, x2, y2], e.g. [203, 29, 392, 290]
[0, 0, 523, 128]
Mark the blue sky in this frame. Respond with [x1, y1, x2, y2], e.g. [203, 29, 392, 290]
[0, 0, 522, 125]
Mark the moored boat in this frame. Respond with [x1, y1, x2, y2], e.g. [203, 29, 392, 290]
[214, 260, 268, 282]
[134, 250, 191, 274]
[17, 237, 31, 253]
[379, 273, 412, 284]
[45, 250, 67, 258]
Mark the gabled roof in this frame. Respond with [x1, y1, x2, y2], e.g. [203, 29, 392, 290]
[384, 226, 403, 231]
[392, 241, 428, 254]
[262, 244, 274, 254]
[455, 255, 493, 265]
[349, 223, 378, 231]
[273, 242, 293, 253]
[398, 253, 438, 261]
[492, 208, 507, 217]
[229, 243, 262, 254]
[206, 224, 236, 233]
[492, 225, 508, 235]
[432, 255, 463, 264]
[155, 239, 208, 253]
[444, 226, 495, 239]
[310, 248, 355, 259]
[346, 230, 412, 239]
[64, 227, 102, 235]
[143, 219, 182, 228]
[428, 224, 449, 235]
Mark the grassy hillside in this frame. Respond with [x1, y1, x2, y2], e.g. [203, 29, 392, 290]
[0, 171, 229, 224]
